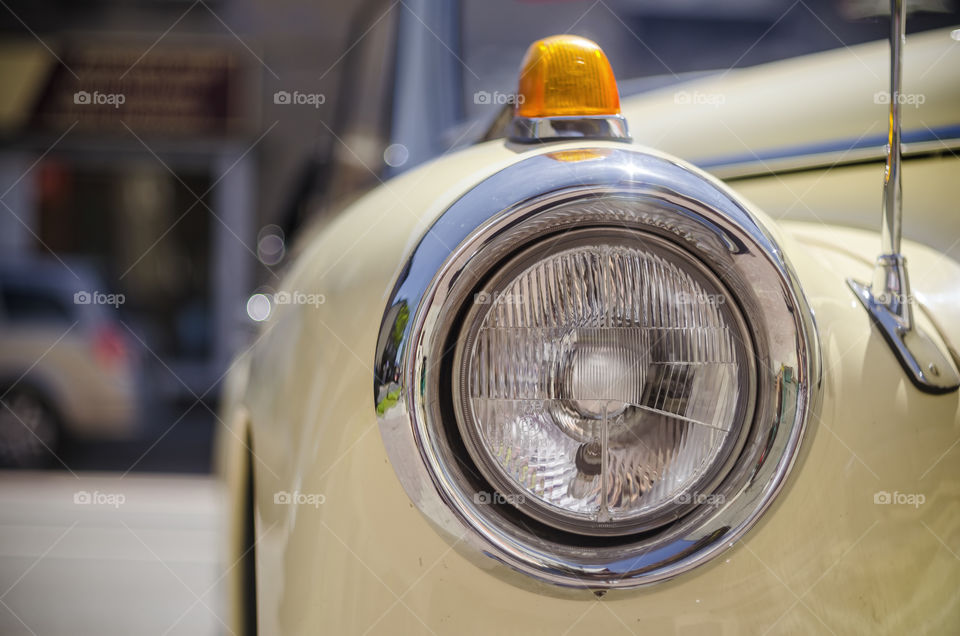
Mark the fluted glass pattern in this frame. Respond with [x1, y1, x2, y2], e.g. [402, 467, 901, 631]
[466, 242, 745, 526]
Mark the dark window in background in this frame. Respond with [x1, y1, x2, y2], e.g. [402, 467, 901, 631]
[280, 0, 399, 239]
[36, 161, 212, 359]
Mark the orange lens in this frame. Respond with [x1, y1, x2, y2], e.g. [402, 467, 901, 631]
[516, 35, 621, 119]
[547, 149, 611, 163]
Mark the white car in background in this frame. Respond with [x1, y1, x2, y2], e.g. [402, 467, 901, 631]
[0, 258, 142, 467]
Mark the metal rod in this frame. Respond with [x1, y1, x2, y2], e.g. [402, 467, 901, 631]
[847, 0, 960, 392]
[881, 0, 905, 256]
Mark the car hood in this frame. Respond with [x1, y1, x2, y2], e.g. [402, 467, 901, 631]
[620, 26, 960, 175]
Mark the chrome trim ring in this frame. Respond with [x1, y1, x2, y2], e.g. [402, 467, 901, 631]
[509, 114, 630, 143]
[373, 146, 821, 590]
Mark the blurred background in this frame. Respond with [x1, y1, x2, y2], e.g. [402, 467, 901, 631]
[0, 0, 957, 633]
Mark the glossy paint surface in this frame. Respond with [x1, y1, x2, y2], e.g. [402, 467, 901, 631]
[216, 30, 960, 635]
[217, 136, 959, 634]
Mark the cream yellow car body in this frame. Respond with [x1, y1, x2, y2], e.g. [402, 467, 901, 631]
[217, 28, 960, 635]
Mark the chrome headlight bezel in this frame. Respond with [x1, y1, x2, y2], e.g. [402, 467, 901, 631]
[374, 146, 821, 590]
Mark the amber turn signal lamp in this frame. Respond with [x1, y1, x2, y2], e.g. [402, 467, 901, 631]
[516, 34, 621, 118]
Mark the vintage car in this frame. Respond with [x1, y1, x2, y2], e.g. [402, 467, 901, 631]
[0, 258, 143, 467]
[216, 5, 960, 634]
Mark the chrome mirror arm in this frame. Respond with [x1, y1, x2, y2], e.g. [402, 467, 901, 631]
[847, 0, 960, 393]
[879, 0, 905, 265]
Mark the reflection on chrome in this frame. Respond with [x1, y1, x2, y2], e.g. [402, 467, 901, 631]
[374, 146, 820, 590]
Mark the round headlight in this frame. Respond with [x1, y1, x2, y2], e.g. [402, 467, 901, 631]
[453, 229, 753, 535]
[374, 147, 819, 589]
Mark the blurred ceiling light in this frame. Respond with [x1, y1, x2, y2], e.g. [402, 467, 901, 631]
[257, 224, 286, 266]
[383, 143, 410, 168]
[246, 293, 272, 322]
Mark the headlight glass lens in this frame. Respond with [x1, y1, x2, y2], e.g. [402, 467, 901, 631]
[455, 230, 754, 535]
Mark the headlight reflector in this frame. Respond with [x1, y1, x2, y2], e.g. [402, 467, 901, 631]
[455, 230, 753, 534]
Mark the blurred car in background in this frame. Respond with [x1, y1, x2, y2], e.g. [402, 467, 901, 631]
[0, 258, 142, 467]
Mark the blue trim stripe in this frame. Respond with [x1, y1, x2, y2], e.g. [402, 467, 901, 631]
[696, 124, 960, 170]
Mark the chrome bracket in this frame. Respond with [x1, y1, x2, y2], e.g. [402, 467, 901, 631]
[509, 114, 630, 144]
[847, 269, 960, 394]
[847, 0, 960, 394]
